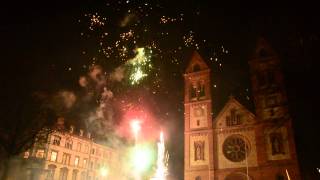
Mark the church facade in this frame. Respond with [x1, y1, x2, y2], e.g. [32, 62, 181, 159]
[184, 39, 301, 180]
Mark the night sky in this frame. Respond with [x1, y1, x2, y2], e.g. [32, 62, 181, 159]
[1, 1, 319, 179]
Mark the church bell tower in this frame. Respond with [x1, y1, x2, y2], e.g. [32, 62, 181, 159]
[184, 51, 214, 180]
[248, 38, 301, 179]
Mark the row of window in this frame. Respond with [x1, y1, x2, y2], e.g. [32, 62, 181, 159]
[48, 150, 107, 170]
[226, 109, 242, 127]
[52, 135, 111, 158]
[53, 136, 82, 151]
[24, 149, 112, 170]
[46, 166, 103, 180]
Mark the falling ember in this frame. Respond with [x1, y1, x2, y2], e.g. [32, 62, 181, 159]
[151, 131, 169, 180]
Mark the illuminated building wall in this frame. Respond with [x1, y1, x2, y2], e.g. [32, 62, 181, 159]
[21, 118, 124, 180]
[184, 39, 301, 180]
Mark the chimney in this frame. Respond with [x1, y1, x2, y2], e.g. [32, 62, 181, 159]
[56, 117, 65, 130]
[69, 125, 74, 134]
[79, 129, 84, 137]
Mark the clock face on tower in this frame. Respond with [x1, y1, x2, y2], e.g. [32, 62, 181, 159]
[190, 103, 208, 129]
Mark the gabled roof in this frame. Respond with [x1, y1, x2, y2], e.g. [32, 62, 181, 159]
[214, 96, 256, 128]
[185, 51, 209, 73]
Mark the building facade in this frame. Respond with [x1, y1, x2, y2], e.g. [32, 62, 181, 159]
[21, 118, 124, 180]
[184, 39, 301, 180]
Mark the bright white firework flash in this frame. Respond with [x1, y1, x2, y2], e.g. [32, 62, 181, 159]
[151, 131, 168, 180]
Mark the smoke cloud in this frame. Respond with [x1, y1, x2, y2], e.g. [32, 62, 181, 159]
[46, 90, 77, 115]
[76, 65, 119, 140]
[110, 66, 125, 82]
[79, 76, 88, 87]
[120, 13, 138, 27]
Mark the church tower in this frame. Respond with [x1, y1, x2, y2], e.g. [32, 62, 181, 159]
[248, 38, 301, 179]
[184, 51, 214, 180]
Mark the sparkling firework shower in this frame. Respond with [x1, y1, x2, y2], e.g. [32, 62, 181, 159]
[127, 47, 152, 85]
[79, 0, 231, 94]
[151, 131, 169, 180]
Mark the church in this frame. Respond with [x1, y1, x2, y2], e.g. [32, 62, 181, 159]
[183, 38, 301, 180]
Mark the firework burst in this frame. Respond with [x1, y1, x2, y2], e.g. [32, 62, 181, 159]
[79, 0, 230, 94]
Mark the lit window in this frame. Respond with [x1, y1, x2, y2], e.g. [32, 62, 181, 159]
[190, 83, 197, 100]
[226, 109, 242, 126]
[36, 149, 45, 158]
[23, 151, 30, 158]
[47, 164, 56, 180]
[65, 138, 73, 149]
[74, 156, 80, 166]
[59, 167, 68, 180]
[62, 153, 71, 165]
[83, 159, 87, 168]
[52, 135, 61, 146]
[72, 169, 78, 180]
[77, 142, 82, 151]
[81, 172, 86, 180]
[50, 151, 58, 162]
[90, 161, 94, 169]
[84, 145, 89, 153]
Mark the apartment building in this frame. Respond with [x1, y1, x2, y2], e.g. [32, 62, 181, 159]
[22, 118, 124, 180]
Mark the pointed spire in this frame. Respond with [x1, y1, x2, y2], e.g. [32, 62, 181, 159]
[185, 51, 209, 73]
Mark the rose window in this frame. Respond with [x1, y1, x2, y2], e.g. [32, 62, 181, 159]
[223, 135, 250, 162]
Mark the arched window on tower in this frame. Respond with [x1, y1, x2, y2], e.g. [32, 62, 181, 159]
[193, 64, 201, 72]
[226, 109, 242, 126]
[190, 83, 197, 100]
[195, 176, 201, 180]
[199, 81, 205, 98]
